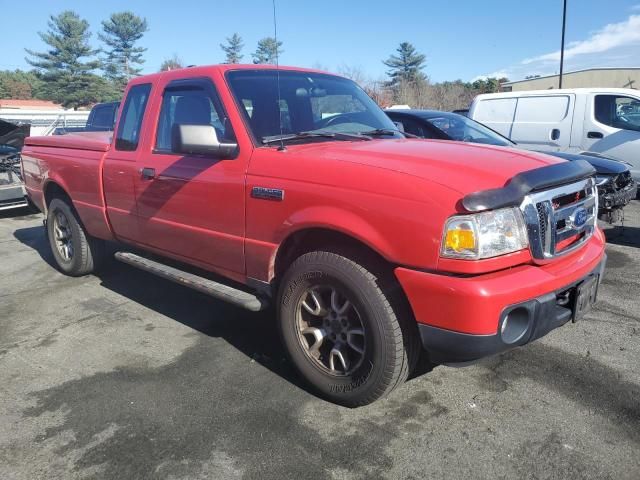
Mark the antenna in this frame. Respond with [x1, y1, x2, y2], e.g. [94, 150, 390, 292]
[272, 0, 286, 151]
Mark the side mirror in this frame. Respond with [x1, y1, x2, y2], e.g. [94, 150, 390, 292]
[172, 124, 237, 158]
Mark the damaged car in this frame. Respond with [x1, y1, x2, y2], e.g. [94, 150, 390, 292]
[386, 109, 637, 222]
[0, 119, 30, 211]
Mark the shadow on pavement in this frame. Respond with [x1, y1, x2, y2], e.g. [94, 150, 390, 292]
[13, 224, 315, 397]
[603, 224, 640, 248]
[13, 223, 435, 390]
[0, 205, 40, 220]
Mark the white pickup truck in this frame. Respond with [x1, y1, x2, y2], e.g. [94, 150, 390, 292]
[469, 88, 640, 183]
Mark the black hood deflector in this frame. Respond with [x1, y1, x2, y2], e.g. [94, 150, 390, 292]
[462, 160, 595, 212]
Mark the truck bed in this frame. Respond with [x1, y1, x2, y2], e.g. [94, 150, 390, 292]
[22, 131, 113, 240]
[24, 132, 111, 152]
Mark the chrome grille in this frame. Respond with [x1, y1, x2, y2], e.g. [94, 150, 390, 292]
[520, 178, 597, 263]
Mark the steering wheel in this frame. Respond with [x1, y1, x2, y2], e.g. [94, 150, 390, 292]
[318, 112, 362, 129]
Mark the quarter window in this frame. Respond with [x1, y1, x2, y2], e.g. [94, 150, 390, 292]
[115, 84, 151, 151]
[595, 95, 640, 132]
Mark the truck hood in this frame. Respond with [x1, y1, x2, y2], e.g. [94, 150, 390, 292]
[291, 139, 564, 196]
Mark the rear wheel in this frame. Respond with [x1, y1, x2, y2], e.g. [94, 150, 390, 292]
[47, 198, 104, 276]
[278, 251, 418, 407]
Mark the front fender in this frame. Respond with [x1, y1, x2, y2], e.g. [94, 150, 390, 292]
[275, 205, 397, 261]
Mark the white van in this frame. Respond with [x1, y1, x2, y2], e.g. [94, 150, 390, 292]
[468, 88, 640, 182]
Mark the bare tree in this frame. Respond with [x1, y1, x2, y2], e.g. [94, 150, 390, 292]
[159, 54, 183, 72]
[337, 64, 368, 87]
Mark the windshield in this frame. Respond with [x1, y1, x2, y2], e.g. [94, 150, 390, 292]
[226, 70, 401, 143]
[423, 113, 514, 147]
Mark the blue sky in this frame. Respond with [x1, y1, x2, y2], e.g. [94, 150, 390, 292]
[1, 0, 639, 82]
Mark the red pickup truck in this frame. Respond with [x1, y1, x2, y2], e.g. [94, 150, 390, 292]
[22, 65, 606, 406]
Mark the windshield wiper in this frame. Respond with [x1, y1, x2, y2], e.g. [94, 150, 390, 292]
[358, 128, 419, 139]
[262, 130, 372, 145]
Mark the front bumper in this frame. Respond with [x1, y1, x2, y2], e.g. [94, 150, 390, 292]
[416, 257, 606, 363]
[395, 231, 606, 363]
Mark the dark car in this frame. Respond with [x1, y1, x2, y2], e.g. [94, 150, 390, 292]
[54, 101, 120, 135]
[85, 101, 119, 131]
[0, 119, 30, 211]
[386, 109, 637, 222]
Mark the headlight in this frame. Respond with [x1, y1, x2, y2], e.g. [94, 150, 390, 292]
[595, 175, 612, 186]
[441, 207, 529, 259]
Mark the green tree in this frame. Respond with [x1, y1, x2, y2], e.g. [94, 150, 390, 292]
[25, 11, 109, 108]
[99, 11, 148, 91]
[471, 77, 508, 94]
[0, 70, 45, 99]
[159, 54, 183, 72]
[383, 42, 427, 86]
[252, 37, 283, 64]
[221, 33, 244, 64]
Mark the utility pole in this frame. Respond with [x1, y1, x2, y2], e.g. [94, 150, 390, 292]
[559, 0, 567, 88]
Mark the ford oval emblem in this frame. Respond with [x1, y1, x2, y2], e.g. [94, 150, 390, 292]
[573, 207, 588, 228]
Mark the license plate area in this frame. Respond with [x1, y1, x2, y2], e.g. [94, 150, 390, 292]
[572, 274, 599, 322]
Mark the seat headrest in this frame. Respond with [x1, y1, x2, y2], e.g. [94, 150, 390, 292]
[174, 95, 211, 125]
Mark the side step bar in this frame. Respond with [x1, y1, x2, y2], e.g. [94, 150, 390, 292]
[114, 252, 269, 312]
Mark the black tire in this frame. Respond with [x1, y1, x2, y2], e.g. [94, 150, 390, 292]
[277, 251, 419, 407]
[47, 197, 105, 276]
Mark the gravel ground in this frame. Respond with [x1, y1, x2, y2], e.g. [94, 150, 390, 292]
[0, 201, 638, 480]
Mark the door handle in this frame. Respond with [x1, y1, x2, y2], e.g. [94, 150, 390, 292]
[550, 128, 561, 141]
[139, 167, 156, 180]
[587, 131, 604, 139]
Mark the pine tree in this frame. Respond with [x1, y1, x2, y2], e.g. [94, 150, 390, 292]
[252, 37, 283, 65]
[221, 33, 244, 64]
[383, 42, 427, 86]
[25, 11, 109, 109]
[99, 12, 148, 91]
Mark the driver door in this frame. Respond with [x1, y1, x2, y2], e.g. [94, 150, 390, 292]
[132, 77, 247, 277]
[583, 93, 640, 179]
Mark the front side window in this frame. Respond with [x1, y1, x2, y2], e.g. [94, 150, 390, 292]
[226, 70, 399, 144]
[155, 82, 235, 153]
[595, 95, 640, 132]
[116, 84, 151, 151]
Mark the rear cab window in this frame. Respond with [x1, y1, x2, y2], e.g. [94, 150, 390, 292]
[116, 84, 152, 151]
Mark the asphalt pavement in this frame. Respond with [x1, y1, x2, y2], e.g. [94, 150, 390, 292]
[0, 202, 639, 480]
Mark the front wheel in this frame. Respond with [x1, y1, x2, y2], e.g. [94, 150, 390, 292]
[47, 198, 104, 276]
[278, 251, 418, 407]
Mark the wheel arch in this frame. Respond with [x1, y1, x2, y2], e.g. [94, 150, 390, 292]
[272, 226, 394, 284]
[43, 179, 72, 211]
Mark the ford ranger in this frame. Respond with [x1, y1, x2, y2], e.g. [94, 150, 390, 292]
[21, 65, 606, 406]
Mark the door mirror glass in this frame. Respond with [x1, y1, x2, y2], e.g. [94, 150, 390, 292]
[172, 124, 237, 158]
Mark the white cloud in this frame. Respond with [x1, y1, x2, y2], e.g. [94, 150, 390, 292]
[522, 15, 640, 64]
[471, 71, 511, 82]
[474, 13, 640, 81]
